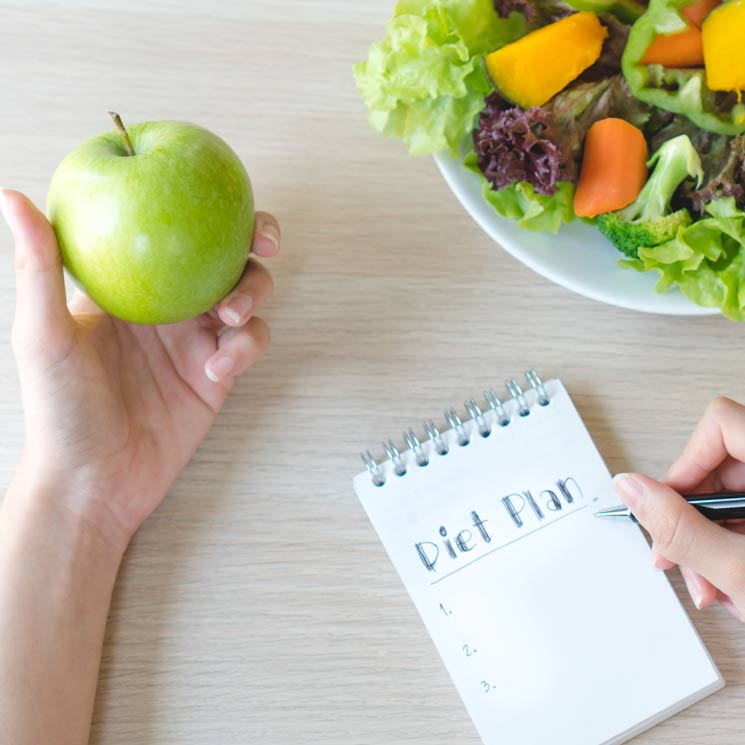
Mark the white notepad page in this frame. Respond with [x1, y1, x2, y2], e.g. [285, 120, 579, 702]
[354, 379, 722, 745]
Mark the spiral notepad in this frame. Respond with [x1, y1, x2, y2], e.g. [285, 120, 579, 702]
[353, 372, 722, 745]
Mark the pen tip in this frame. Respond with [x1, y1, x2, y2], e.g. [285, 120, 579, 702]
[594, 505, 631, 519]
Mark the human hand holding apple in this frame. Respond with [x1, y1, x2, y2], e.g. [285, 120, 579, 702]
[0, 116, 278, 744]
[0, 115, 278, 545]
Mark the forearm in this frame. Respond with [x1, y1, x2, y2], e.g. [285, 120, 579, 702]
[0, 478, 125, 745]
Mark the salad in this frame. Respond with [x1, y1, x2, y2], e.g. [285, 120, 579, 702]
[354, 0, 745, 320]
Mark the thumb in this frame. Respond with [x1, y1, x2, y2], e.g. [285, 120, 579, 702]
[0, 189, 73, 356]
[614, 472, 743, 594]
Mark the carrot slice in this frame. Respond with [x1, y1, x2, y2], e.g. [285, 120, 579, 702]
[640, 24, 704, 67]
[682, 0, 720, 27]
[573, 118, 648, 219]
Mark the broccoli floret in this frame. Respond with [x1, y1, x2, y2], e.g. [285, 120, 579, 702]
[597, 209, 692, 258]
[597, 134, 703, 259]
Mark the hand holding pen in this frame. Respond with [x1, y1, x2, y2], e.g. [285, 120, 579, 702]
[608, 397, 745, 621]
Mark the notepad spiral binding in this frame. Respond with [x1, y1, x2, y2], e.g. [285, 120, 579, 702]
[361, 369, 551, 487]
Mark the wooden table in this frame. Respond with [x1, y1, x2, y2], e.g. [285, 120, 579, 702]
[1, 1, 744, 742]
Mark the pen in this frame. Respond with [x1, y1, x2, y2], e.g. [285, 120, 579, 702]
[595, 491, 745, 523]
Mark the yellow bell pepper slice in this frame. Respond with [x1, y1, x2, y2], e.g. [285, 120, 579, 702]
[485, 12, 608, 109]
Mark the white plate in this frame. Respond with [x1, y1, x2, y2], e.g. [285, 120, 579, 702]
[434, 151, 719, 316]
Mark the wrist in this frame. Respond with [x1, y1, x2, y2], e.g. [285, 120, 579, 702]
[4, 468, 131, 566]
[0, 468, 126, 744]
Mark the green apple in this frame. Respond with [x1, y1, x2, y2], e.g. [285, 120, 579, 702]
[47, 114, 254, 324]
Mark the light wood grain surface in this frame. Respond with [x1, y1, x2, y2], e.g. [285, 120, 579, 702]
[1, 2, 745, 743]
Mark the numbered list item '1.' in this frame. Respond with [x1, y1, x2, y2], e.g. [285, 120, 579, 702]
[353, 378, 722, 745]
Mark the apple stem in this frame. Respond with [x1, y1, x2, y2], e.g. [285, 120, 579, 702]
[108, 111, 135, 156]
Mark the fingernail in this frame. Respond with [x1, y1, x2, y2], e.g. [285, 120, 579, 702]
[205, 355, 233, 382]
[613, 473, 645, 511]
[259, 223, 280, 251]
[223, 293, 252, 324]
[650, 549, 661, 570]
[680, 567, 704, 609]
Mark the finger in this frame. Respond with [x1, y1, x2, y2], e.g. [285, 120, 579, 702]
[613, 472, 742, 591]
[252, 211, 280, 257]
[651, 545, 676, 571]
[204, 316, 270, 383]
[664, 397, 745, 493]
[677, 459, 745, 496]
[687, 472, 724, 494]
[216, 259, 274, 327]
[680, 566, 717, 609]
[0, 189, 73, 354]
[712, 458, 745, 492]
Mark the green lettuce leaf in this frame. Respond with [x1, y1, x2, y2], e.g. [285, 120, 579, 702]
[622, 0, 745, 135]
[622, 198, 745, 320]
[481, 180, 577, 232]
[354, 0, 527, 155]
[464, 150, 576, 232]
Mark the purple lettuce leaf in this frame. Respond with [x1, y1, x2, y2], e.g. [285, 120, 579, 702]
[493, 0, 572, 24]
[473, 94, 572, 195]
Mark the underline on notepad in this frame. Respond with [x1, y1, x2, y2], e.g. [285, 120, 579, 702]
[430, 504, 589, 586]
